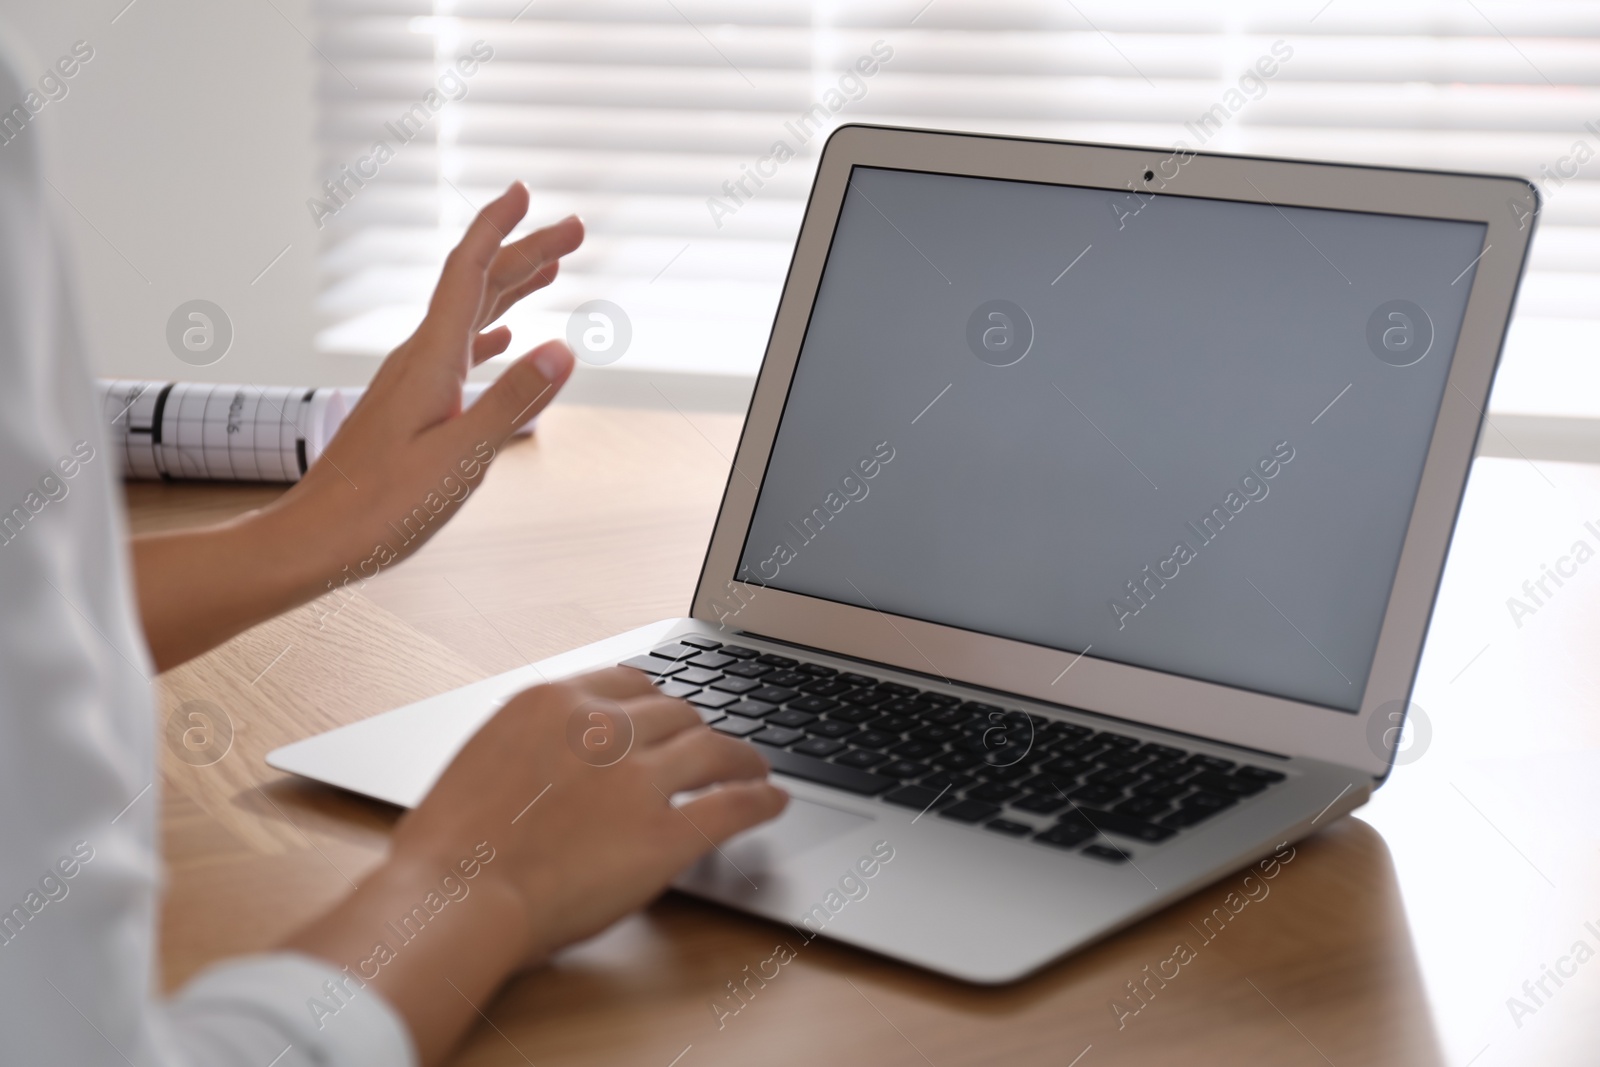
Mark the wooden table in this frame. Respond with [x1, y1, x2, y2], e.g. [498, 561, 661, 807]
[131, 404, 1600, 1067]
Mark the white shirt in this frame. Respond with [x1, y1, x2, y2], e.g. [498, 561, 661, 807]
[0, 36, 415, 1067]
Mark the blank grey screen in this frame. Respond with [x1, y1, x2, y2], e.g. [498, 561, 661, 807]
[738, 166, 1487, 712]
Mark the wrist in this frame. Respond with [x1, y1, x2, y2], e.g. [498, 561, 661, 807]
[248, 480, 370, 608]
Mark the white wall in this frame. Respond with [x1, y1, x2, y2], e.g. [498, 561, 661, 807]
[0, 0, 370, 389]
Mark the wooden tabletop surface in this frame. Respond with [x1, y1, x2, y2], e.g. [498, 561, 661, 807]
[130, 403, 1600, 1067]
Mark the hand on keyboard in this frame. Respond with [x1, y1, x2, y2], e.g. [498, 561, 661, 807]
[392, 665, 789, 960]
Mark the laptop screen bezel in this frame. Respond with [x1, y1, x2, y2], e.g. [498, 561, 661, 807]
[690, 123, 1537, 779]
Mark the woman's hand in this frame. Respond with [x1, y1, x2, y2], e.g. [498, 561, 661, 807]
[283, 667, 789, 1065]
[395, 666, 789, 960]
[133, 182, 581, 669]
[282, 181, 584, 576]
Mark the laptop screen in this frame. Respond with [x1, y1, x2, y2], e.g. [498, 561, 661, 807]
[737, 164, 1487, 712]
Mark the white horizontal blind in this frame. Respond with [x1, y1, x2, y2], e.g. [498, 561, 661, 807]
[312, 0, 1600, 387]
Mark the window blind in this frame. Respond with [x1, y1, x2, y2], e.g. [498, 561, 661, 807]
[311, 0, 1600, 389]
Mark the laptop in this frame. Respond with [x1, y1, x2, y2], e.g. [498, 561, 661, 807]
[269, 124, 1536, 983]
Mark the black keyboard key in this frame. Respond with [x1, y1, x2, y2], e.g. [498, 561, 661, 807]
[940, 799, 1002, 824]
[710, 676, 762, 695]
[962, 701, 1004, 717]
[866, 714, 917, 734]
[850, 729, 900, 750]
[923, 706, 973, 726]
[834, 748, 890, 770]
[749, 686, 800, 704]
[934, 750, 983, 771]
[1085, 768, 1142, 788]
[1075, 808, 1177, 842]
[986, 819, 1033, 838]
[881, 697, 932, 715]
[1114, 796, 1172, 818]
[719, 645, 760, 659]
[1097, 748, 1151, 770]
[882, 784, 952, 811]
[967, 781, 1023, 803]
[842, 689, 892, 708]
[1052, 741, 1109, 762]
[1039, 757, 1093, 777]
[792, 737, 846, 758]
[622, 655, 683, 676]
[975, 761, 1039, 782]
[723, 661, 772, 679]
[923, 692, 962, 707]
[761, 745, 895, 795]
[1034, 822, 1096, 850]
[1129, 779, 1191, 800]
[1138, 742, 1186, 761]
[824, 706, 878, 725]
[1069, 784, 1123, 805]
[765, 670, 810, 688]
[724, 698, 777, 718]
[752, 726, 805, 747]
[679, 635, 722, 650]
[765, 709, 817, 729]
[1083, 844, 1130, 863]
[911, 724, 959, 744]
[1020, 773, 1075, 794]
[1095, 732, 1141, 749]
[711, 715, 765, 737]
[975, 736, 1033, 765]
[890, 739, 942, 761]
[1187, 754, 1236, 772]
[798, 663, 838, 677]
[800, 679, 853, 697]
[789, 695, 841, 714]
[1013, 792, 1071, 815]
[1141, 759, 1191, 780]
[879, 760, 931, 780]
[1236, 765, 1288, 783]
[675, 667, 723, 686]
[918, 771, 975, 792]
[757, 653, 798, 668]
[1188, 771, 1266, 797]
[688, 690, 740, 710]
[650, 643, 701, 661]
[1180, 791, 1237, 812]
[877, 682, 918, 697]
[806, 719, 858, 739]
[656, 680, 701, 699]
[688, 652, 735, 670]
[839, 673, 877, 687]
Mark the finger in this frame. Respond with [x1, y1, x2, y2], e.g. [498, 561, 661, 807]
[647, 727, 771, 796]
[440, 339, 574, 455]
[674, 781, 790, 846]
[560, 665, 659, 702]
[485, 215, 582, 301]
[471, 326, 513, 366]
[616, 694, 702, 747]
[480, 260, 561, 330]
[425, 182, 531, 338]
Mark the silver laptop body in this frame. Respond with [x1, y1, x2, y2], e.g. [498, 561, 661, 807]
[270, 125, 1535, 983]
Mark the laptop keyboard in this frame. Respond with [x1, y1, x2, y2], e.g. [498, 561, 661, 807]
[622, 638, 1287, 864]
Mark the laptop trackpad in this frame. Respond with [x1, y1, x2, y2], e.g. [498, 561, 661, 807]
[714, 796, 874, 879]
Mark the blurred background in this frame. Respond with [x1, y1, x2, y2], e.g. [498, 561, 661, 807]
[1, 1, 1597, 446]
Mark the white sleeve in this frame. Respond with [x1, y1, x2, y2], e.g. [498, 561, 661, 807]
[0, 27, 416, 1067]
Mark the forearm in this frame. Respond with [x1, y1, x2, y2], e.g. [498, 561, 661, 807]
[280, 854, 530, 1067]
[132, 499, 339, 671]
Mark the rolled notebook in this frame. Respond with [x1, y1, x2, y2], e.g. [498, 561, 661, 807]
[98, 379, 531, 483]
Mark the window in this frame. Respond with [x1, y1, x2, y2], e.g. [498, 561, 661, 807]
[313, 1, 1599, 419]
